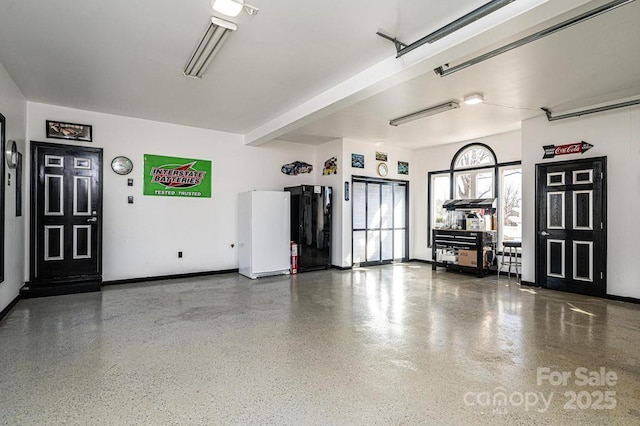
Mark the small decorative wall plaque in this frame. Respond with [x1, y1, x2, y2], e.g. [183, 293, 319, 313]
[351, 153, 364, 168]
[398, 161, 409, 175]
[281, 161, 313, 175]
[46, 120, 93, 142]
[542, 141, 593, 159]
[323, 157, 337, 175]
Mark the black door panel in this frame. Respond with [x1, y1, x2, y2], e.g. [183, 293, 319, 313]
[30, 142, 103, 286]
[535, 157, 606, 296]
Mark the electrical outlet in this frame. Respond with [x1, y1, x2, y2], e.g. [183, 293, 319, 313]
[178, 251, 183, 258]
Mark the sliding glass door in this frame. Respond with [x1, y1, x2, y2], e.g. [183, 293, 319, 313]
[352, 177, 408, 266]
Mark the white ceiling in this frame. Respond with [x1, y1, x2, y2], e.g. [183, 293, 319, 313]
[1, 0, 639, 150]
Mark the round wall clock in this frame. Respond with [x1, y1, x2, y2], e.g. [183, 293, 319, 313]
[5, 140, 18, 169]
[111, 156, 133, 175]
[377, 162, 388, 177]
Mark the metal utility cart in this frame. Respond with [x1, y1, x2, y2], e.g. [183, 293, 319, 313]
[432, 198, 498, 277]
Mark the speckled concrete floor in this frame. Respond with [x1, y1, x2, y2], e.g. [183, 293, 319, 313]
[1, 263, 639, 425]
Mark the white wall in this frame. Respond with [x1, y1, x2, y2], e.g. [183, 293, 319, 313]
[0, 61, 27, 312]
[521, 108, 640, 298]
[22, 103, 416, 281]
[27, 103, 317, 281]
[411, 130, 522, 261]
[23, 100, 639, 299]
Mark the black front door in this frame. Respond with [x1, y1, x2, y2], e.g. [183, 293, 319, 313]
[535, 157, 606, 296]
[30, 142, 103, 288]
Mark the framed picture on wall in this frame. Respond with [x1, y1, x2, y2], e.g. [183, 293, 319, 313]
[46, 120, 93, 142]
[375, 151, 388, 162]
[351, 153, 364, 168]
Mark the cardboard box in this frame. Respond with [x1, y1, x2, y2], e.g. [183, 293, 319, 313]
[458, 249, 478, 267]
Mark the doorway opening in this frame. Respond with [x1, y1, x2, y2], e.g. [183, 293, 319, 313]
[352, 176, 409, 267]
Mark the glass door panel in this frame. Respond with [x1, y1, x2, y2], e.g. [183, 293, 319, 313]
[352, 178, 408, 266]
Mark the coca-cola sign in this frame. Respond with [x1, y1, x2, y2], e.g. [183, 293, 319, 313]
[543, 141, 593, 159]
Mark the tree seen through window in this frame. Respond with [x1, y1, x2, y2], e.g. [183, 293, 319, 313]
[453, 145, 495, 199]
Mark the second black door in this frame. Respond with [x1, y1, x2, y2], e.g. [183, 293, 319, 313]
[535, 157, 606, 296]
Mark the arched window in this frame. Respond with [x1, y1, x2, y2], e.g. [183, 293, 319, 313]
[451, 143, 497, 199]
[453, 144, 496, 169]
[428, 142, 521, 248]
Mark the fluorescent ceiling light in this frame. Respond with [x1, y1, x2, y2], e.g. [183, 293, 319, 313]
[390, 101, 460, 126]
[184, 16, 237, 79]
[464, 93, 484, 105]
[212, 0, 244, 17]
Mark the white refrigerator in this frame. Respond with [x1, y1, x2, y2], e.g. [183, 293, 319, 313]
[238, 191, 291, 279]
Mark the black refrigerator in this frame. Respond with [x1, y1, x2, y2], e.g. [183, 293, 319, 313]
[285, 185, 332, 272]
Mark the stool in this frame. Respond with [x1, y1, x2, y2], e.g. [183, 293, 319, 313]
[499, 241, 521, 282]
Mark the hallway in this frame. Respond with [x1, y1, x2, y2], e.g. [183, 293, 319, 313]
[1, 264, 639, 424]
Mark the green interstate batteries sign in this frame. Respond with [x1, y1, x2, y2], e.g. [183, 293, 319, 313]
[143, 154, 211, 198]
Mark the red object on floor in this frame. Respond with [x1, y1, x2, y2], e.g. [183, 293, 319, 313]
[290, 241, 298, 274]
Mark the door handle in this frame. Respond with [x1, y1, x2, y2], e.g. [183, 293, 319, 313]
[87, 217, 98, 223]
[540, 231, 550, 236]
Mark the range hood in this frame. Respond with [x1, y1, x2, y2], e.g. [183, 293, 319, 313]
[442, 198, 497, 210]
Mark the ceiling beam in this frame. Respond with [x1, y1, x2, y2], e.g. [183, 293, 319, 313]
[244, 0, 592, 146]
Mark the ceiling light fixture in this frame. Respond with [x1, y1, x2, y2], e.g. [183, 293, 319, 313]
[183, 16, 237, 79]
[212, 0, 259, 17]
[464, 93, 484, 105]
[389, 101, 460, 126]
[434, 0, 635, 77]
[184, 16, 238, 78]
